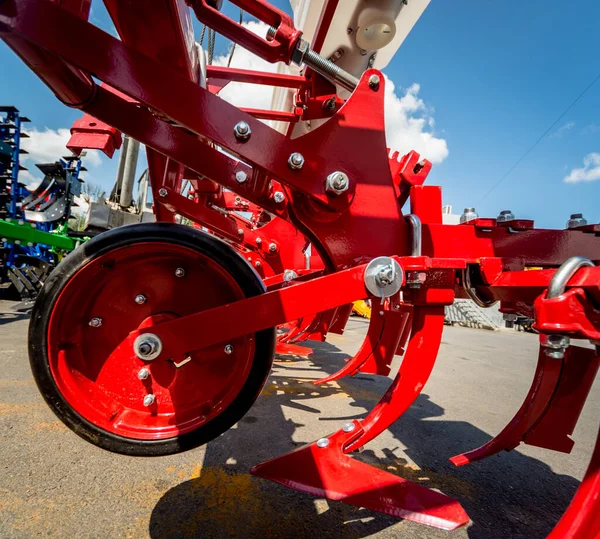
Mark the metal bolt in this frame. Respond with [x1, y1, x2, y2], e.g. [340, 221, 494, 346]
[134, 333, 163, 361]
[234, 121, 251, 141]
[268, 243, 277, 252]
[158, 188, 167, 197]
[237, 228, 244, 235]
[460, 207, 478, 223]
[137, 368, 150, 380]
[224, 344, 234, 355]
[135, 294, 147, 305]
[368, 74, 380, 89]
[283, 269, 298, 282]
[235, 170, 248, 184]
[406, 271, 426, 289]
[496, 210, 515, 223]
[175, 268, 185, 278]
[375, 264, 395, 287]
[379, 311, 384, 316]
[255, 261, 261, 268]
[89, 317, 102, 328]
[273, 191, 285, 204]
[143, 394, 156, 407]
[316, 438, 330, 448]
[323, 97, 337, 111]
[288, 152, 305, 170]
[567, 213, 587, 229]
[540, 334, 570, 359]
[325, 171, 350, 195]
[342, 422, 355, 433]
[255, 238, 262, 245]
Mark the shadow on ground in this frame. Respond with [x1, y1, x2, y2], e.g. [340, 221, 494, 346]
[150, 338, 579, 539]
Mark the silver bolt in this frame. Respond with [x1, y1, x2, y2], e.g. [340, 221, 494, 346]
[175, 268, 185, 277]
[496, 210, 515, 223]
[273, 191, 285, 204]
[143, 394, 156, 407]
[237, 228, 244, 235]
[567, 213, 587, 229]
[325, 171, 350, 195]
[288, 153, 305, 170]
[137, 368, 150, 380]
[89, 317, 102, 328]
[368, 74, 380, 89]
[224, 344, 234, 354]
[255, 261, 261, 268]
[235, 170, 248, 184]
[134, 333, 163, 361]
[268, 243, 277, 253]
[316, 438, 330, 448]
[540, 334, 570, 359]
[342, 422, 355, 433]
[283, 269, 298, 282]
[135, 294, 147, 305]
[255, 237, 262, 245]
[158, 188, 167, 197]
[375, 264, 395, 287]
[379, 311, 384, 316]
[234, 121, 251, 141]
[460, 207, 478, 223]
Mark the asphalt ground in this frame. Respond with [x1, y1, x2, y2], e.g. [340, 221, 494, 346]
[0, 300, 598, 538]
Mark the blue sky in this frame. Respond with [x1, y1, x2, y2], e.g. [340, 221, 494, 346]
[1, 0, 598, 228]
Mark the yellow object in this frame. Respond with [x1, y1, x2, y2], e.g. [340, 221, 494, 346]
[352, 300, 371, 319]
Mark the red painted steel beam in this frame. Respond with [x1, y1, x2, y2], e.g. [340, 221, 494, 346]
[206, 66, 306, 88]
[109, 263, 371, 364]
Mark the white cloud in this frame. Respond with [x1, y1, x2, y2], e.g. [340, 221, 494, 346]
[564, 153, 600, 184]
[383, 79, 448, 164]
[20, 127, 102, 182]
[212, 22, 448, 165]
[212, 21, 282, 110]
[551, 121, 575, 138]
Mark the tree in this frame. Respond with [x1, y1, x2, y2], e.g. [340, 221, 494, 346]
[81, 181, 105, 202]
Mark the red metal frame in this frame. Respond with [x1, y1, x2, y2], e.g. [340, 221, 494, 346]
[2, 0, 599, 533]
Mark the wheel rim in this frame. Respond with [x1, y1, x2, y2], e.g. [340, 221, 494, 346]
[47, 241, 255, 440]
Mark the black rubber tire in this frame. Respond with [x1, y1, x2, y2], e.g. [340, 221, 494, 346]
[29, 223, 275, 456]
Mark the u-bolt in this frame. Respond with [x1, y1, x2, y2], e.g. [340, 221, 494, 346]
[547, 256, 595, 298]
[404, 214, 422, 257]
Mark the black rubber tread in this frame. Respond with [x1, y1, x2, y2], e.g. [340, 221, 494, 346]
[28, 222, 275, 456]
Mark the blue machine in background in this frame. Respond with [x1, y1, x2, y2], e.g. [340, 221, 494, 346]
[1, 106, 86, 299]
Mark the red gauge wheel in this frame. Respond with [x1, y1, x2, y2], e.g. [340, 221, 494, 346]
[29, 223, 275, 456]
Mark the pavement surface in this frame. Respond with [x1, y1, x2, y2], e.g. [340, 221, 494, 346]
[0, 299, 598, 539]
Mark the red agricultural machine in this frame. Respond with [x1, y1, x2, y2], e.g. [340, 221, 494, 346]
[1, 0, 598, 535]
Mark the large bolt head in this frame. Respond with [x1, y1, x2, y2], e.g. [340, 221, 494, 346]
[325, 171, 350, 195]
[135, 294, 147, 305]
[567, 213, 587, 229]
[368, 74, 380, 89]
[235, 170, 248, 183]
[268, 243, 277, 252]
[288, 153, 305, 170]
[158, 188, 167, 197]
[316, 438, 330, 448]
[460, 207, 478, 223]
[273, 191, 285, 204]
[375, 264, 395, 287]
[134, 333, 163, 361]
[496, 210, 515, 223]
[224, 344, 234, 355]
[175, 268, 185, 278]
[234, 121, 251, 141]
[137, 368, 150, 380]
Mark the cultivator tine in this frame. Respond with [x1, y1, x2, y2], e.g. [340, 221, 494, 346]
[275, 342, 313, 358]
[548, 426, 600, 538]
[252, 426, 469, 530]
[253, 307, 462, 527]
[314, 306, 409, 385]
[451, 345, 599, 466]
